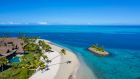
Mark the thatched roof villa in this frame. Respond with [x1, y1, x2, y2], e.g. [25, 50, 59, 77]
[0, 38, 24, 57]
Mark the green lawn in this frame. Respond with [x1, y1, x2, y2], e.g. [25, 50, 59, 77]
[0, 53, 37, 79]
[0, 67, 34, 79]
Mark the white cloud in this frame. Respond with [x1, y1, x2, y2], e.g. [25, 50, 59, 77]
[5, 22, 21, 25]
[87, 22, 93, 25]
[9, 22, 15, 24]
[37, 22, 48, 25]
[0, 22, 18, 25]
[0, 22, 49, 25]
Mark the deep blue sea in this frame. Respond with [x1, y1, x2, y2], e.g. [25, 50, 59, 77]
[0, 25, 140, 79]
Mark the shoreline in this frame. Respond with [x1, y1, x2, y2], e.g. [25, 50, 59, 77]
[45, 39, 80, 79]
[46, 40, 97, 79]
[30, 39, 80, 79]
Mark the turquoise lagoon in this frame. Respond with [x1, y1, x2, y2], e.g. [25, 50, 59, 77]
[0, 25, 140, 79]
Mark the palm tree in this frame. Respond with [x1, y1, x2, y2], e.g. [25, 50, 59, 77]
[21, 55, 27, 62]
[39, 61, 45, 70]
[42, 55, 48, 60]
[60, 49, 66, 55]
[45, 45, 51, 52]
[0, 57, 8, 71]
[38, 40, 52, 52]
[92, 44, 98, 48]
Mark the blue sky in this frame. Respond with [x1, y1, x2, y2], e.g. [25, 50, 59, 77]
[0, 0, 140, 25]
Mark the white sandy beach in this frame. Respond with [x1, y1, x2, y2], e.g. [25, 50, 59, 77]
[29, 39, 79, 79]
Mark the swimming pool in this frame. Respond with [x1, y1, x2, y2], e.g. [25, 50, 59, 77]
[9, 56, 20, 63]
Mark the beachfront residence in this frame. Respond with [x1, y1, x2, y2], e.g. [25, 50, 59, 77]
[0, 38, 24, 58]
[88, 44, 109, 56]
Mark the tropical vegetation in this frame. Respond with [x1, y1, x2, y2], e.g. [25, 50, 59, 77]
[0, 35, 51, 79]
[91, 44, 105, 52]
[39, 40, 51, 51]
[60, 49, 66, 55]
[0, 57, 8, 72]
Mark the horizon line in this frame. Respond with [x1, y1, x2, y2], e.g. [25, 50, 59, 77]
[0, 24, 140, 26]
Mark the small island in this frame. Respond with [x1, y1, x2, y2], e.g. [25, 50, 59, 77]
[88, 44, 109, 56]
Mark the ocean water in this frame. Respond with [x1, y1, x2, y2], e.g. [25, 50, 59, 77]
[0, 25, 140, 79]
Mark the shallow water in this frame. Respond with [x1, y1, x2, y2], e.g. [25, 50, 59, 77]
[44, 33, 140, 79]
[0, 25, 140, 79]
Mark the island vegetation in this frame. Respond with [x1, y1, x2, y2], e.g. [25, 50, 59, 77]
[91, 44, 105, 52]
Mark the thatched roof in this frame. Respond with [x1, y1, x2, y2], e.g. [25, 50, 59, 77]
[0, 38, 24, 56]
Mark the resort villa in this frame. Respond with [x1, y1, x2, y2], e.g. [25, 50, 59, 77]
[0, 38, 24, 59]
[0, 37, 79, 79]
